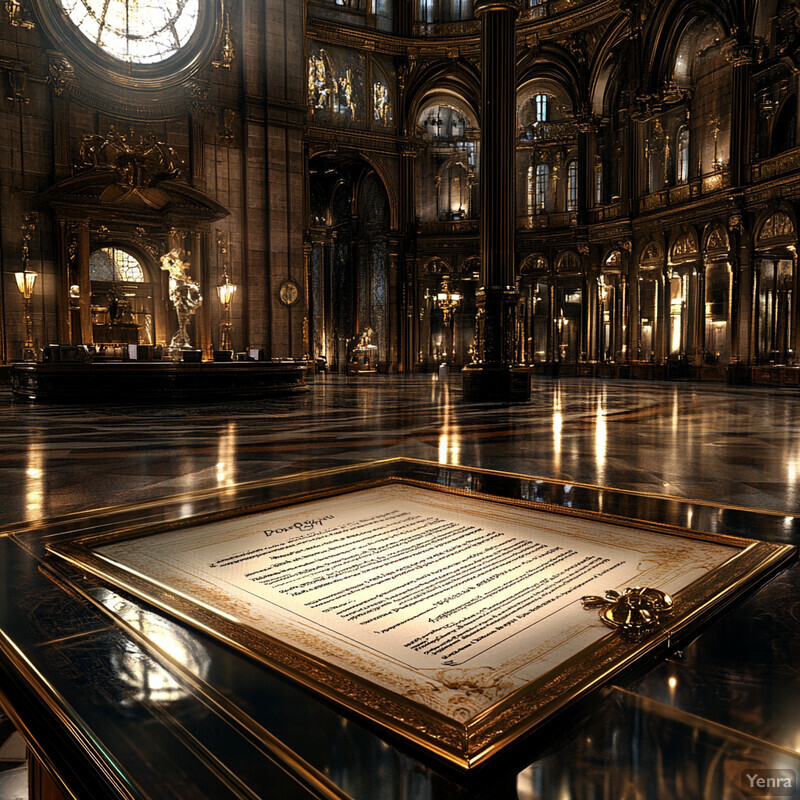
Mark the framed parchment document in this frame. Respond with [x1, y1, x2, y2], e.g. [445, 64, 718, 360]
[49, 462, 794, 769]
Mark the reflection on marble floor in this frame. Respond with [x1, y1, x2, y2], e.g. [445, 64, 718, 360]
[2, 375, 800, 799]
[1, 374, 800, 525]
[0, 714, 26, 800]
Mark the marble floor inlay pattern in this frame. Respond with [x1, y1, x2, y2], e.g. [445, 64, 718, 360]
[1, 374, 799, 526]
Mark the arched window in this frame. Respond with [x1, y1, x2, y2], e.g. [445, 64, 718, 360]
[535, 164, 549, 213]
[89, 247, 155, 345]
[535, 94, 549, 123]
[416, 99, 479, 221]
[567, 160, 578, 212]
[57, 0, 199, 64]
[677, 127, 690, 184]
[89, 247, 146, 282]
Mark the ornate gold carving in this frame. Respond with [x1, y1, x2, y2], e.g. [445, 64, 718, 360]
[671, 231, 699, 260]
[582, 587, 674, 639]
[642, 192, 666, 211]
[5, 0, 33, 28]
[752, 149, 800, 181]
[669, 184, 691, 203]
[702, 172, 726, 193]
[722, 40, 754, 67]
[640, 241, 662, 264]
[211, 11, 235, 70]
[758, 211, 796, 243]
[187, 79, 212, 117]
[78, 127, 183, 186]
[705, 224, 730, 253]
[47, 55, 74, 97]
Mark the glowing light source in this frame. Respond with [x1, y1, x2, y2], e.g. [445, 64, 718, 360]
[59, 0, 200, 64]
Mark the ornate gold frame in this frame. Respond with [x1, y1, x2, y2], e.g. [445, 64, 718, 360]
[46, 461, 795, 770]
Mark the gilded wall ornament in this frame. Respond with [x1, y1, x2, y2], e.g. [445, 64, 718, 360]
[5, 0, 33, 28]
[78, 127, 183, 192]
[671, 232, 699, 260]
[47, 55, 75, 97]
[758, 211, 795, 243]
[187, 79, 212, 117]
[211, 12, 235, 70]
[705, 225, 730, 253]
[278, 281, 301, 307]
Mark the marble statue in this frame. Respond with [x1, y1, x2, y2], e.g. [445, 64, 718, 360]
[160, 249, 203, 353]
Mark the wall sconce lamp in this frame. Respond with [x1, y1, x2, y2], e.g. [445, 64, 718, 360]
[15, 269, 37, 361]
[216, 270, 237, 351]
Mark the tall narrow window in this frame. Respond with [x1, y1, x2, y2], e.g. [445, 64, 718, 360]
[594, 162, 604, 206]
[676, 127, 690, 184]
[536, 163, 549, 213]
[535, 94, 549, 123]
[567, 160, 578, 212]
[527, 165, 536, 215]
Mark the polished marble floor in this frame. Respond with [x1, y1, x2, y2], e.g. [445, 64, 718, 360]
[2, 374, 800, 799]
[1, 373, 799, 527]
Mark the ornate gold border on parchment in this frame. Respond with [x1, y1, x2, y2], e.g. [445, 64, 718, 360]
[46, 462, 796, 770]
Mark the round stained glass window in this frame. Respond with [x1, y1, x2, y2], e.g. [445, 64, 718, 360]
[58, 0, 200, 64]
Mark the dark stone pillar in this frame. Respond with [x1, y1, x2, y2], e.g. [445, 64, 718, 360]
[695, 261, 706, 365]
[725, 44, 753, 187]
[463, 0, 531, 402]
[400, 141, 418, 373]
[76, 221, 92, 345]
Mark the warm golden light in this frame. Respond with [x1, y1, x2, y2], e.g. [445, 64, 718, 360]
[25, 445, 44, 520]
[216, 277, 238, 309]
[216, 422, 237, 490]
[14, 270, 36, 299]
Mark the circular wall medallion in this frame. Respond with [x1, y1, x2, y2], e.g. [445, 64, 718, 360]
[278, 281, 301, 306]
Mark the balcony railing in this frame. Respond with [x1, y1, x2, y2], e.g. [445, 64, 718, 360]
[587, 202, 624, 223]
[419, 220, 479, 235]
[518, 120, 579, 145]
[517, 212, 577, 230]
[413, 20, 480, 37]
[638, 171, 730, 214]
[751, 147, 800, 182]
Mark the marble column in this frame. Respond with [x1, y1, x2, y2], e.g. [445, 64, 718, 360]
[463, 0, 531, 401]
